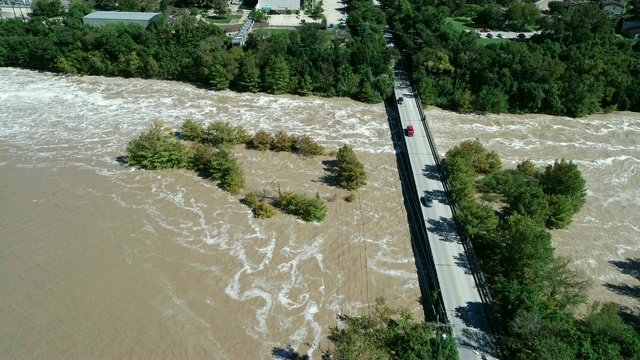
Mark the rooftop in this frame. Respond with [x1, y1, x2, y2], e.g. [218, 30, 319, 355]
[83, 11, 161, 21]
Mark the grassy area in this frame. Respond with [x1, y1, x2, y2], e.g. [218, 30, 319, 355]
[524, 24, 540, 32]
[447, 16, 475, 32]
[205, 14, 243, 24]
[477, 37, 510, 45]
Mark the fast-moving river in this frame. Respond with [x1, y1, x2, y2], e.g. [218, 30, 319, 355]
[0, 68, 422, 359]
[0, 68, 638, 358]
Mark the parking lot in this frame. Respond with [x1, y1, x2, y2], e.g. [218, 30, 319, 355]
[267, 0, 347, 27]
[468, 29, 540, 39]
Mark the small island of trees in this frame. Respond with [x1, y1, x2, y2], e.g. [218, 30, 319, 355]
[124, 120, 368, 222]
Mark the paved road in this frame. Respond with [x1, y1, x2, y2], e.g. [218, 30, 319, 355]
[470, 29, 540, 39]
[394, 69, 498, 360]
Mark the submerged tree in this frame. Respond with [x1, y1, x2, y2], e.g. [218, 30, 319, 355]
[125, 120, 190, 170]
[539, 159, 587, 229]
[336, 144, 367, 190]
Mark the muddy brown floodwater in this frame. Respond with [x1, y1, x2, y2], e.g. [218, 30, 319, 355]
[0, 68, 638, 359]
[0, 68, 422, 359]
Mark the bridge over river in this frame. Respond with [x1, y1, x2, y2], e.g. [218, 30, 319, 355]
[393, 61, 501, 360]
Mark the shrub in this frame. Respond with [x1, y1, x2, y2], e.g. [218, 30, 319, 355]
[292, 135, 325, 156]
[189, 142, 216, 172]
[273, 131, 293, 152]
[279, 191, 305, 215]
[516, 159, 537, 179]
[244, 191, 259, 208]
[203, 122, 250, 147]
[181, 119, 205, 142]
[254, 202, 276, 218]
[208, 148, 245, 194]
[125, 120, 190, 170]
[249, 130, 274, 151]
[302, 196, 327, 222]
[345, 192, 356, 202]
[222, 165, 245, 194]
[278, 191, 326, 222]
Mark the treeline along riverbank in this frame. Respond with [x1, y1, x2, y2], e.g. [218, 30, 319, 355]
[2, 0, 640, 117]
[382, 0, 640, 117]
[0, 0, 395, 103]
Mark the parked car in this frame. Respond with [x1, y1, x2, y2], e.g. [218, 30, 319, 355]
[518, 33, 526, 39]
[407, 125, 414, 137]
[486, 33, 493, 38]
[481, 28, 491, 32]
[497, 33, 503, 38]
[398, 96, 404, 104]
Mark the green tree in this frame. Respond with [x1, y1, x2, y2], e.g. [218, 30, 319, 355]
[499, 214, 555, 287]
[249, 9, 267, 22]
[125, 120, 190, 170]
[327, 297, 458, 360]
[118, 0, 141, 11]
[451, 139, 501, 174]
[236, 53, 261, 93]
[539, 158, 587, 228]
[94, 0, 118, 10]
[516, 159, 537, 180]
[209, 148, 236, 180]
[474, 87, 509, 114]
[506, 184, 550, 227]
[249, 130, 274, 151]
[507, 309, 580, 359]
[208, 148, 245, 193]
[505, 2, 541, 31]
[263, 55, 290, 95]
[181, 119, 205, 142]
[473, 4, 504, 29]
[578, 302, 640, 360]
[443, 153, 475, 203]
[302, 195, 327, 222]
[31, 0, 63, 18]
[457, 201, 499, 236]
[140, 0, 160, 11]
[273, 131, 293, 152]
[336, 145, 367, 190]
[209, 64, 230, 90]
[277, 192, 326, 222]
[292, 135, 325, 156]
[222, 163, 245, 194]
[310, 0, 325, 20]
[254, 201, 276, 218]
[244, 191, 259, 208]
[458, 89, 475, 114]
[189, 142, 217, 173]
[211, 0, 230, 17]
[204, 121, 250, 147]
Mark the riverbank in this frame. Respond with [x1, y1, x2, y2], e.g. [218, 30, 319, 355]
[426, 106, 640, 320]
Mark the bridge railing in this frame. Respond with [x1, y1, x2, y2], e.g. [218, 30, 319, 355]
[410, 84, 509, 359]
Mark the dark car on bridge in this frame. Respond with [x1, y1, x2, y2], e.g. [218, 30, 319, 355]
[422, 194, 433, 207]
